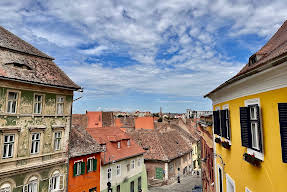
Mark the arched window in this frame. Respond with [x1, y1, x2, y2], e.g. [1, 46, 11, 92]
[0, 183, 11, 192]
[49, 170, 64, 192]
[23, 176, 38, 192]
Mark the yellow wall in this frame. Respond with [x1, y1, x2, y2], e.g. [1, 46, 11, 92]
[214, 86, 287, 192]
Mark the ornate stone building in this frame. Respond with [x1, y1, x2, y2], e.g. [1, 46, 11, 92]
[0, 26, 80, 192]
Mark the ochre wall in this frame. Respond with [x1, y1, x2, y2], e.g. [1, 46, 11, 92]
[214, 86, 287, 192]
[68, 153, 101, 192]
[135, 117, 154, 130]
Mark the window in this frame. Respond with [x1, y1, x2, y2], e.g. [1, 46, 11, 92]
[23, 177, 38, 192]
[34, 95, 43, 114]
[278, 103, 287, 163]
[7, 91, 18, 114]
[127, 164, 130, 172]
[218, 166, 223, 192]
[117, 141, 121, 149]
[49, 171, 64, 192]
[116, 185, 120, 192]
[107, 168, 112, 180]
[31, 133, 40, 154]
[73, 161, 85, 176]
[138, 177, 142, 191]
[131, 160, 135, 169]
[240, 102, 262, 153]
[137, 158, 141, 167]
[213, 108, 230, 140]
[127, 140, 130, 146]
[87, 157, 97, 172]
[116, 164, 121, 176]
[0, 183, 11, 192]
[3, 134, 15, 159]
[130, 181, 134, 192]
[89, 187, 97, 192]
[56, 96, 64, 115]
[226, 174, 235, 192]
[54, 132, 61, 151]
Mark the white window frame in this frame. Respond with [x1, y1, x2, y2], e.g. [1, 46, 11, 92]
[54, 132, 62, 151]
[226, 174, 235, 192]
[116, 164, 121, 176]
[127, 139, 130, 146]
[137, 158, 141, 167]
[74, 160, 83, 176]
[49, 171, 64, 192]
[107, 168, 112, 181]
[222, 104, 231, 143]
[2, 134, 15, 159]
[117, 141, 121, 149]
[56, 96, 64, 115]
[131, 160, 135, 169]
[33, 94, 44, 114]
[244, 98, 264, 161]
[23, 177, 39, 192]
[87, 157, 95, 172]
[217, 164, 223, 192]
[6, 91, 19, 114]
[31, 133, 40, 154]
[0, 183, 11, 192]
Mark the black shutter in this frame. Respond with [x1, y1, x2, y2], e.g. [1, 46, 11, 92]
[226, 109, 230, 140]
[256, 105, 263, 152]
[278, 103, 287, 163]
[213, 111, 220, 135]
[240, 107, 251, 148]
[220, 110, 227, 138]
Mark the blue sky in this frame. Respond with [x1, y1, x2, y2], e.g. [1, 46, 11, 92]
[0, 0, 286, 113]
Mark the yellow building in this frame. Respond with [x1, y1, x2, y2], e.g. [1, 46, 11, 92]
[205, 20, 287, 192]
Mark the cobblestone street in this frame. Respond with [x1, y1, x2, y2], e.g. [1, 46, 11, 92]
[148, 175, 202, 192]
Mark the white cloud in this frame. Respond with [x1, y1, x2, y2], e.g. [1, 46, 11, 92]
[80, 45, 108, 55]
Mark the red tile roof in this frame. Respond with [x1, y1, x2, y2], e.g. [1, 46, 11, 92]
[205, 20, 287, 97]
[86, 127, 145, 164]
[128, 129, 193, 162]
[0, 26, 80, 90]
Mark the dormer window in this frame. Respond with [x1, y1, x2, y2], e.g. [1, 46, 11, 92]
[101, 144, 106, 152]
[249, 54, 257, 66]
[5, 62, 32, 70]
[127, 140, 130, 146]
[117, 141, 121, 149]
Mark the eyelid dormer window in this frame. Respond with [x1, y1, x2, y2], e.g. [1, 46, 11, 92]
[5, 62, 32, 70]
[249, 54, 257, 66]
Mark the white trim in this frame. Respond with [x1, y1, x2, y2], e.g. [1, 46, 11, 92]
[244, 98, 264, 161]
[73, 159, 83, 164]
[222, 104, 231, 144]
[226, 174, 235, 192]
[87, 156, 95, 172]
[209, 62, 287, 105]
[245, 187, 252, 192]
[217, 164, 223, 192]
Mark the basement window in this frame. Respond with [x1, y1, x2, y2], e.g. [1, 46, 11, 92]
[5, 62, 32, 70]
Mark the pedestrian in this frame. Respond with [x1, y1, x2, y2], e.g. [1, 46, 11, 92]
[177, 168, 180, 183]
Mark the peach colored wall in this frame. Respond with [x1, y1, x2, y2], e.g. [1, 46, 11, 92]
[87, 112, 102, 128]
[135, 117, 154, 130]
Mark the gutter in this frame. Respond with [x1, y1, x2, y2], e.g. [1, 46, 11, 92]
[204, 52, 287, 98]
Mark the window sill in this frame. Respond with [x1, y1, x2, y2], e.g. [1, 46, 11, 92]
[247, 148, 264, 161]
[243, 153, 262, 167]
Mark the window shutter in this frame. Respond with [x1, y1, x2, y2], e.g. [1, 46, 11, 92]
[240, 107, 251, 148]
[48, 178, 52, 192]
[93, 159, 97, 171]
[59, 175, 64, 190]
[220, 110, 227, 138]
[23, 185, 28, 192]
[213, 111, 220, 135]
[87, 159, 90, 172]
[255, 105, 263, 152]
[81, 162, 85, 175]
[73, 163, 77, 176]
[226, 109, 230, 139]
[278, 103, 287, 163]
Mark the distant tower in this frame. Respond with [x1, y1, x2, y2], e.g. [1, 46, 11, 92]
[160, 107, 162, 117]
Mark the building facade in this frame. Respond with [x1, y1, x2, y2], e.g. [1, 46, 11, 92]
[68, 125, 102, 192]
[205, 20, 287, 192]
[198, 113, 215, 192]
[0, 26, 80, 191]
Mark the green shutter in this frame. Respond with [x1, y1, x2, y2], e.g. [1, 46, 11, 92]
[93, 159, 97, 171]
[81, 162, 85, 175]
[73, 163, 77, 176]
[87, 159, 90, 172]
